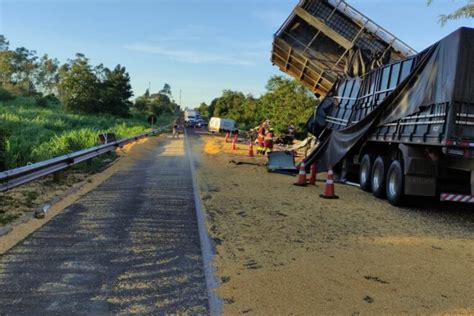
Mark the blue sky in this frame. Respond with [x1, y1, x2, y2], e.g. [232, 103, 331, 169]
[0, 0, 473, 108]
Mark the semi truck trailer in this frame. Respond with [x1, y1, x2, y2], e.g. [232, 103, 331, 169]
[272, 0, 474, 205]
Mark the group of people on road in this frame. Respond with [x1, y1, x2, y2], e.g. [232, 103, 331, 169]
[256, 120, 274, 155]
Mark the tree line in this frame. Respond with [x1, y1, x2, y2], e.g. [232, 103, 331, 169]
[134, 83, 179, 117]
[196, 76, 319, 137]
[0, 34, 177, 118]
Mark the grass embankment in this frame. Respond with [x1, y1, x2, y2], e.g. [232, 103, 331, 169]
[0, 97, 174, 171]
[0, 97, 174, 226]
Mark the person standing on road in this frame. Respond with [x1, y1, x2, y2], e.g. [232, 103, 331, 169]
[257, 122, 267, 154]
[172, 122, 179, 139]
[263, 128, 274, 155]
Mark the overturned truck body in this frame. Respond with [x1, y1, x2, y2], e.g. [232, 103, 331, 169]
[272, 0, 474, 205]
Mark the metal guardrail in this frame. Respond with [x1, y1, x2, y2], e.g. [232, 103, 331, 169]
[0, 125, 171, 192]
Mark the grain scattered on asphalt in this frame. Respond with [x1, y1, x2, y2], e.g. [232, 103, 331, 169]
[192, 132, 474, 315]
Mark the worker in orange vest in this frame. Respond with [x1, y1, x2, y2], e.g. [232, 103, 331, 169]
[257, 122, 266, 154]
[263, 128, 274, 155]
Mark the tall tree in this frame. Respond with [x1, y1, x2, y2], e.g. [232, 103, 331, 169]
[159, 83, 172, 99]
[0, 35, 9, 51]
[213, 90, 246, 120]
[196, 102, 209, 117]
[0, 49, 14, 88]
[148, 94, 172, 116]
[98, 64, 133, 116]
[10, 47, 38, 94]
[0, 36, 18, 93]
[134, 85, 178, 116]
[57, 54, 100, 113]
[428, 0, 474, 25]
[240, 95, 259, 126]
[35, 54, 59, 94]
[258, 76, 317, 136]
[208, 98, 218, 118]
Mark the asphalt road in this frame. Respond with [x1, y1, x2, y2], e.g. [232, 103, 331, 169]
[0, 136, 210, 314]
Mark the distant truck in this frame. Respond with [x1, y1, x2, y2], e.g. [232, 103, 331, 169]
[208, 117, 236, 133]
[184, 110, 199, 123]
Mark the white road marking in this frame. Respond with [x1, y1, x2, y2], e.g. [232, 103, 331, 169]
[184, 129, 223, 315]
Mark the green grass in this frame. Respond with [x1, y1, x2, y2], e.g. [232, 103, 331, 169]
[0, 213, 20, 225]
[0, 97, 175, 170]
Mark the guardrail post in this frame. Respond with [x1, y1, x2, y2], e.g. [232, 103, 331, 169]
[0, 130, 6, 171]
[87, 158, 94, 167]
[53, 171, 64, 183]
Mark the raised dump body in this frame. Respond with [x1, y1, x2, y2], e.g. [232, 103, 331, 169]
[271, 0, 416, 97]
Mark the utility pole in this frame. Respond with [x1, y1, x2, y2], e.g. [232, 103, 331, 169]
[148, 81, 151, 92]
[179, 89, 182, 107]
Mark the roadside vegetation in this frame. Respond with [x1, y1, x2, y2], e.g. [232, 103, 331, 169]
[0, 35, 176, 171]
[196, 76, 319, 138]
[0, 97, 174, 170]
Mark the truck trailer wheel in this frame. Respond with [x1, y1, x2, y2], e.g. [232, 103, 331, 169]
[386, 160, 405, 206]
[371, 156, 389, 198]
[359, 154, 373, 192]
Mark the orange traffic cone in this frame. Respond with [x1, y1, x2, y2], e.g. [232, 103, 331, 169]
[225, 132, 230, 143]
[248, 142, 254, 157]
[308, 162, 317, 185]
[293, 162, 307, 186]
[231, 138, 237, 151]
[320, 166, 339, 199]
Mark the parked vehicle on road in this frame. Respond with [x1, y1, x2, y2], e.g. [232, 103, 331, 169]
[184, 110, 199, 124]
[208, 117, 236, 133]
[196, 118, 208, 128]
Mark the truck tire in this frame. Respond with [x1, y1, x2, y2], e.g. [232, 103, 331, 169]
[371, 156, 389, 198]
[359, 154, 373, 192]
[386, 160, 405, 206]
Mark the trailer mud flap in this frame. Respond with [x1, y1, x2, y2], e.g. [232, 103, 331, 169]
[405, 175, 436, 196]
[268, 151, 297, 172]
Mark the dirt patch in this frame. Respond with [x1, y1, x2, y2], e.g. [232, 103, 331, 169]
[192, 133, 474, 315]
[0, 136, 162, 254]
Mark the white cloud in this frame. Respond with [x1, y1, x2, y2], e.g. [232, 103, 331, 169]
[125, 43, 256, 66]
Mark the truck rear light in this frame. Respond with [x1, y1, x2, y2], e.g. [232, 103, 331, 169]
[444, 139, 474, 148]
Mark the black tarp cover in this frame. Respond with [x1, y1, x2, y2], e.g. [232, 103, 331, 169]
[307, 27, 474, 171]
[343, 48, 392, 78]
